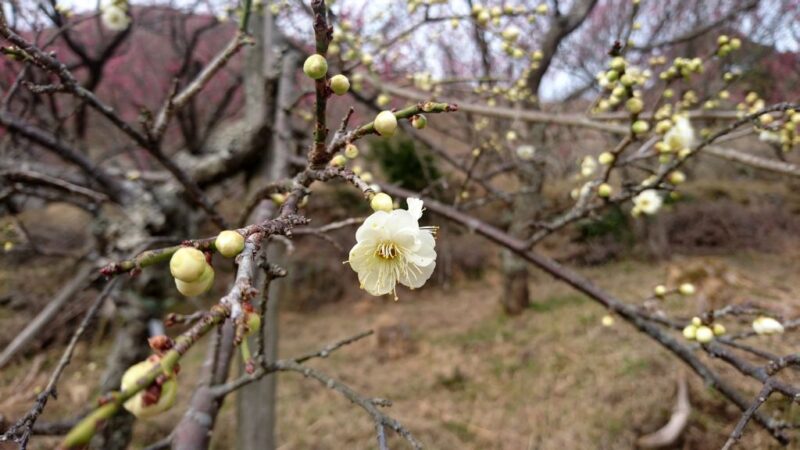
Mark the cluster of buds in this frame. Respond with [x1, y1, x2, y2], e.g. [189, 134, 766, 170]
[654, 113, 695, 161]
[328, 22, 380, 76]
[473, 79, 534, 105]
[168, 231, 244, 297]
[683, 316, 726, 344]
[170, 247, 215, 297]
[742, 96, 800, 152]
[410, 72, 435, 92]
[406, 0, 448, 14]
[658, 57, 703, 82]
[653, 282, 696, 298]
[330, 141, 381, 187]
[595, 56, 652, 122]
[715, 34, 742, 57]
[466, 3, 549, 30]
[303, 54, 354, 98]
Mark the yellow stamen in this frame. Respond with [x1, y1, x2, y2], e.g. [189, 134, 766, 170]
[375, 241, 400, 260]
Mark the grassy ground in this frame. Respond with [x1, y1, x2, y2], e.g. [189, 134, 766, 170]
[4, 249, 799, 450]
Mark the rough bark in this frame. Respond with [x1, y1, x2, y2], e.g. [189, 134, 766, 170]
[235, 6, 296, 450]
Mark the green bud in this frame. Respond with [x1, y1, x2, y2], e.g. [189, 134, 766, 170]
[329, 74, 350, 95]
[303, 54, 328, 80]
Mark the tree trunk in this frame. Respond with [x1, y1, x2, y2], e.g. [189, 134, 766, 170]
[498, 0, 597, 315]
[235, 6, 296, 449]
[500, 159, 545, 315]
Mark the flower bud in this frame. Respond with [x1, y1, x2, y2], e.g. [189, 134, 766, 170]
[330, 154, 347, 167]
[270, 193, 286, 205]
[631, 120, 649, 134]
[303, 54, 328, 80]
[713, 323, 726, 336]
[669, 171, 686, 185]
[609, 56, 626, 71]
[215, 230, 245, 258]
[501, 26, 520, 42]
[344, 143, 359, 159]
[246, 312, 261, 336]
[679, 283, 695, 296]
[655, 120, 672, 134]
[175, 264, 214, 297]
[411, 114, 427, 129]
[691, 316, 702, 326]
[374, 111, 398, 136]
[654, 284, 667, 297]
[370, 192, 393, 212]
[329, 74, 350, 95]
[597, 183, 612, 198]
[121, 360, 178, 419]
[361, 53, 374, 67]
[598, 152, 614, 165]
[626, 97, 644, 114]
[170, 247, 207, 282]
[376, 93, 391, 107]
[695, 325, 714, 343]
[601, 315, 614, 327]
[620, 74, 635, 87]
[682, 324, 697, 340]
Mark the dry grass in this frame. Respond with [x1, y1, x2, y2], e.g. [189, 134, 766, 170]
[3, 250, 800, 450]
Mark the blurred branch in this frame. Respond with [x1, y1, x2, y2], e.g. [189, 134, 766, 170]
[631, 0, 759, 51]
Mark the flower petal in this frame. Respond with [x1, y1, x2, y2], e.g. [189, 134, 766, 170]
[406, 198, 424, 220]
[359, 261, 396, 296]
[356, 211, 390, 242]
[398, 260, 435, 289]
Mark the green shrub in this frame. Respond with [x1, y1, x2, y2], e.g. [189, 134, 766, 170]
[368, 135, 440, 192]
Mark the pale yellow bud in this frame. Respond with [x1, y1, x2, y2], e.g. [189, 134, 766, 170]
[344, 143, 359, 159]
[303, 54, 328, 80]
[598, 152, 614, 165]
[370, 192, 393, 212]
[329, 74, 350, 95]
[374, 111, 398, 136]
[175, 264, 214, 297]
[215, 230, 245, 258]
[170, 247, 206, 282]
[695, 326, 714, 343]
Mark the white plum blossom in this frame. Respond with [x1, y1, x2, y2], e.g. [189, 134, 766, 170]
[102, 5, 130, 31]
[632, 189, 663, 216]
[759, 130, 781, 144]
[348, 198, 436, 299]
[516, 145, 536, 161]
[752, 316, 784, 335]
[664, 116, 695, 151]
